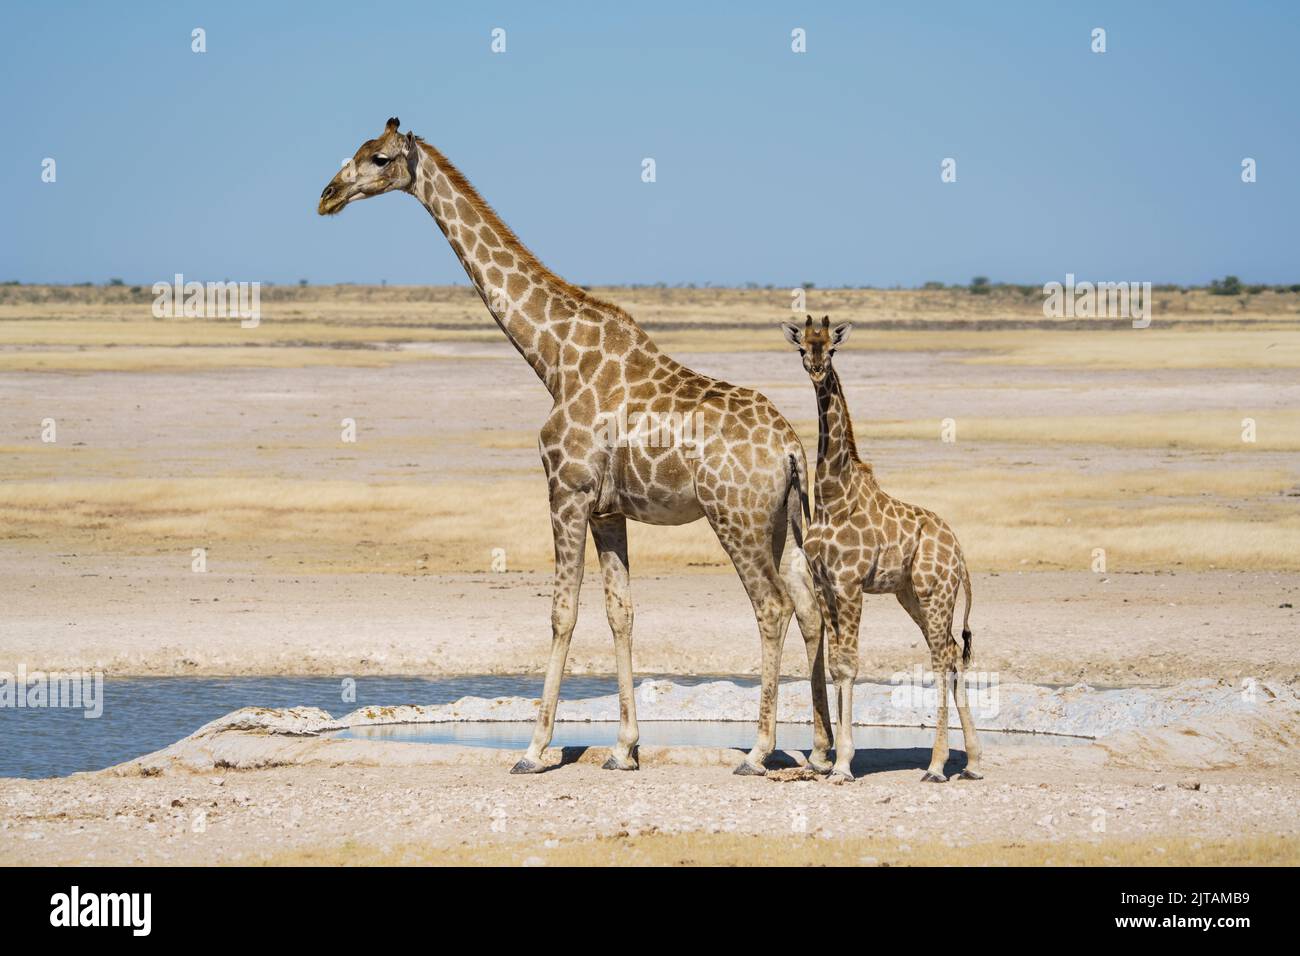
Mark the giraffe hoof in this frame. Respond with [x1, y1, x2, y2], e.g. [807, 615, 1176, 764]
[920, 771, 948, 783]
[601, 755, 639, 771]
[509, 758, 545, 775]
[957, 769, 984, 781]
[807, 756, 833, 775]
[733, 760, 767, 777]
[828, 770, 855, 784]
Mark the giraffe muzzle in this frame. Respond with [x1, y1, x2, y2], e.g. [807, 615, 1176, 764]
[318, 183, 351, 216]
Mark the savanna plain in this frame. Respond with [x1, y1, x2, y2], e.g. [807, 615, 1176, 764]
[1, 284, 1297, 865]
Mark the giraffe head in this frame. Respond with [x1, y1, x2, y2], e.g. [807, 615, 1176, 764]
[318, 117, 419, 216]
[782, 315, 851, 383]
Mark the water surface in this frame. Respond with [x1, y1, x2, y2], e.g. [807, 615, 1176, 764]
[1, 673, 1083, 780]
[2, 674, 727, 779]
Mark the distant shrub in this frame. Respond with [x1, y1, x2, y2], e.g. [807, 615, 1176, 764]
[969, 276, 991, 295]
[107, 277, 125, 286]
[921, 281, 945, 290]
[1208, 275, 1242, 296]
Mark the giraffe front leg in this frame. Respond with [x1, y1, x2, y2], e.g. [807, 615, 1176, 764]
[511, 488, 594, 775]
[828, 589, 862, 781]
[591, 514, 639, 771]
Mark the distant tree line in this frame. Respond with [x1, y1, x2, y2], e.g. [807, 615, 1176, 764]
[2, 276, 1299, 294]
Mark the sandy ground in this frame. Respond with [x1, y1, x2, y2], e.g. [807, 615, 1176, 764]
[6, 340, 1299, 485]
[2, 286, 1297, 865]
[2, 727, 1297, 866]
[2, 556, 1296, 685]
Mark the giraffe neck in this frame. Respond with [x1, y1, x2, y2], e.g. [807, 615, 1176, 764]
[814, 367, 866, 486]
[406, 140, 649, 396]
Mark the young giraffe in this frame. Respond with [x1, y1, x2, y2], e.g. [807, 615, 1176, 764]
[782, 316, 983, 782]
[318, 118, 834, 775]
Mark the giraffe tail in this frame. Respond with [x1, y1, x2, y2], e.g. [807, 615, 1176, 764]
[787, 451, 839, 692]
[959, 560, 973, 667]
[786, 452, 811, 549]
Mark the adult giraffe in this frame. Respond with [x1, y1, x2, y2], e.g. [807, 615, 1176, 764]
[318, 118, 832, 775]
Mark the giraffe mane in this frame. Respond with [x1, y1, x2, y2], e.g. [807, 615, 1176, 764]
[413, 137, 639, 326]
[825, 367, 863, 466]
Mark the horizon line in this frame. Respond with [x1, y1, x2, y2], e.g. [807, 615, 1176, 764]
[4, 277, 1296, 292]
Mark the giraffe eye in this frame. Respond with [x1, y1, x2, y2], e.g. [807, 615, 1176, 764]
[372, 155, 391, 168]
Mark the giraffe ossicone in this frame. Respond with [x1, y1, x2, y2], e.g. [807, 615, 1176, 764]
[318, 118, 835, 775]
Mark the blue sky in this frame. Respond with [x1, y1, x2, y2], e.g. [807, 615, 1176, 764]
[2, 1, 1297, 286]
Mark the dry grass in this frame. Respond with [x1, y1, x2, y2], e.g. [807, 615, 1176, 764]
[6, 283, 1298, 324]
[0, 320, 440, 347]
[816, 412, 1300, 452]
[0, 478, 721, 573]
[260, 830, 1300, 866]
[484, 412, 1300, 454]
[654, 328, 1300, 367]
[3, 286, 1299, 372]
[2, 285, 1296, 572]
[959, 330, 1300, 370]
[2, 465, 1295, 573]
[0, 346, 448, 373]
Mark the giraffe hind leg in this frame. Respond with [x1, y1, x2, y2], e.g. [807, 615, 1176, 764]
[952, 633, 983, 780]
[897, 585, 943, 781]
[918, 589, 957, 783]
[703, 508, 791, 777]
[779, 525, 833, 773]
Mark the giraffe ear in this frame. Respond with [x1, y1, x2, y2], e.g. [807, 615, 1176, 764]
[781, 322, 803, 348]
[830, 322, 852, 348]
[404, 131, 420, 179]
